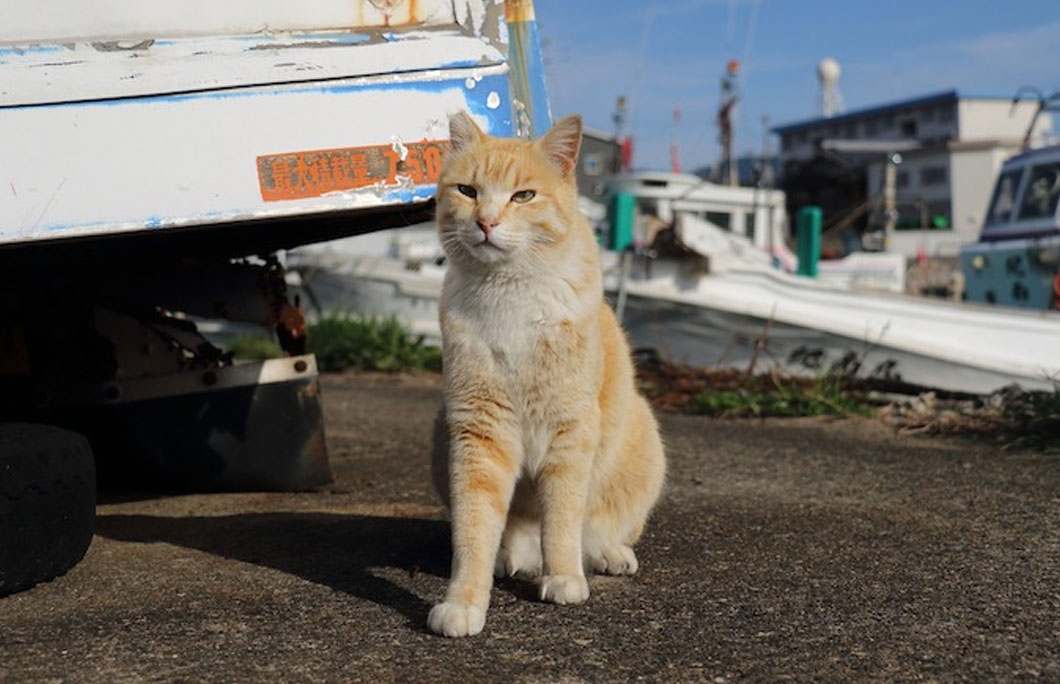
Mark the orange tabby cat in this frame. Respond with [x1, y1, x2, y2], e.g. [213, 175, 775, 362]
[428, 112, 666, 638]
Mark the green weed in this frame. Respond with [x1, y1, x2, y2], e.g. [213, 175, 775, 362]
[689, 374, 873, 418]
[307, 314, 441, 373]
[226, 333, 282, 361]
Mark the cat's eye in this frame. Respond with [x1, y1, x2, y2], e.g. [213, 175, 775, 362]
[456, 184, 477, 198]
[511, 190, 536, 203]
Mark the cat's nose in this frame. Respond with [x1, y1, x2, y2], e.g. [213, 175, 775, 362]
[477, 218, 499, 234]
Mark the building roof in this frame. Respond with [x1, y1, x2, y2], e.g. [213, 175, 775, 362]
[582, 125, 618, 143]
[772, 89, 1015, 135]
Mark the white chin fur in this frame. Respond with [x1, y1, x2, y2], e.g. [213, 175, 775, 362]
[461, 235, 514, 263]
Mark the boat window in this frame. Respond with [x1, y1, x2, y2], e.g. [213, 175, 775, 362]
[705, 211, 731, 230]
[745, 212, 756, 238]
[984, 169, 1023, 226]
[1016, 162, 1060, 221]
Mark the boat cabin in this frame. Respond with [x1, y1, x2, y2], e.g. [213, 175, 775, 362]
[604, 172, 788, 255]
[960, 144, 1060, 310]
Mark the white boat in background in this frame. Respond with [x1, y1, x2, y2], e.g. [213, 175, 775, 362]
[605, 171, 907, 293]
[607, 213, 1060, 393]
[287, 177, 1060, 395]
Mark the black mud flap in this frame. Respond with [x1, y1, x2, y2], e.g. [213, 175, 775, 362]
[38, 355, 331, 492]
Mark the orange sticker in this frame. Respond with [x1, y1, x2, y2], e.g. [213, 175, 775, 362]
[257, 140, 447, 202]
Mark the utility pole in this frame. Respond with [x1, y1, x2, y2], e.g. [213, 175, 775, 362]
[883, 152, 901, 251]
[670, 106, 681, 173]
[612, 95, 627, 174]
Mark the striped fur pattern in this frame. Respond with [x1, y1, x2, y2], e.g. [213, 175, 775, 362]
[427, 112, 666, 638]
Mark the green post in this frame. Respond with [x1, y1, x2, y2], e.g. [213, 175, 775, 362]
[796, 206, 822, 278]
[608, 192, 636, 251]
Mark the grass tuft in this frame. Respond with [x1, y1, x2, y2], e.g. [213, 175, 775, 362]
[226, 333, 282, 361]
[688, 374, 873, 418]
[307, 314, 441, 373]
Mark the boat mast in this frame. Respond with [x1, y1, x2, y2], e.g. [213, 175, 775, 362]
[714, 59, 740, 187]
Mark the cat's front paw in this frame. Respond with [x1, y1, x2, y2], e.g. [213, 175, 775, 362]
[588, 544, 639, 576]
[539, 574, 589, 605]
[428, 602, 486, 638]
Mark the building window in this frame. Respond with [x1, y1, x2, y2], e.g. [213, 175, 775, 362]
[900, 120, 918, 138]
[938, 105, 954, 122]
[920, 107, 935, 122]
[1016, 162, 1060, 221]
[705, 211, 731, 230]
[881, 114, 895, 129]
[865, 118, 878, 136]
[895, 204, 919, 229]
[582, 153, 602, 176]
[896, 170, 910, 188]
[920, 166, 947, 186]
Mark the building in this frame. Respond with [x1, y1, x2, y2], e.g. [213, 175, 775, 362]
[576, 127, 621, 201]
[773, 90, 1053, 256]
[692, 155, 780, 188]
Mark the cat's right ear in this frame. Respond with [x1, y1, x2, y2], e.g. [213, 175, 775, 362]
[536, 114, 582, 178]
[448, 111, 484, 154]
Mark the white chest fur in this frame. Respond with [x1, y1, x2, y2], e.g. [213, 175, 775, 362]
[443, 267, 585, 366]
[441, 265, 598, 473]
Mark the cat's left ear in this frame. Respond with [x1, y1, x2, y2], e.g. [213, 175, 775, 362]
[537, 115, 582, 177]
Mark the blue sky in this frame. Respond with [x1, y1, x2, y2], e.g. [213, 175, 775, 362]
[533, 0, 1060, 170]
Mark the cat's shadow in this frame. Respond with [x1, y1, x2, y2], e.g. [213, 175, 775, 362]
[95, 511, 453, 630]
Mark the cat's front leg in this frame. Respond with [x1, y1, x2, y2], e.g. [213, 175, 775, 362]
[428, 407, 519, 637]
[536, 418, 597, 606]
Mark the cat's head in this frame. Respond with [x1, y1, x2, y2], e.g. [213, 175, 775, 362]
[436, 112, 582, 266]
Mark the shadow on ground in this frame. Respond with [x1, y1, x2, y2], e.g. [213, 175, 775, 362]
[95, 512, 451, 630]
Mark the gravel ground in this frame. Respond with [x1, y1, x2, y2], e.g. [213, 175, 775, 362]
[1, 372, 1058, 683]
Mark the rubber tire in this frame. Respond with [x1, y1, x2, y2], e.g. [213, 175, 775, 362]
[0, 423, 96, 597]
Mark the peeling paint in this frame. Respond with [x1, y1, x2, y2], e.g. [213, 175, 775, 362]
[91, 39, 155, 52]
[2, 30, 505, 108]
[248, 38, 373, 51]
[486, 91, 500, 109]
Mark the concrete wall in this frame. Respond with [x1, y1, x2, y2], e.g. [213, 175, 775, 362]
[949, 144, 1018, 237]
[958, 100, 1051, 145]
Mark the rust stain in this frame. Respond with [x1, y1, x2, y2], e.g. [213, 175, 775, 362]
[357, 0, 427, 28]
[257, 139, 447, 201]
[505, 0, 535, 23]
